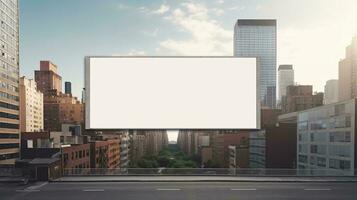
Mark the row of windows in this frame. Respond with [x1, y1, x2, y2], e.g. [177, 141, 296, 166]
[0, 133, 18, 138]
[0, 9, 17, 34]
[0, 79, 17, 92]
[0, 71, 18, 83]
[0, 121, 18, 129]
[0, 152, 18, 160]
[0, 111, 17, 119]
[329, 159, 350, 170]
[0, 1, 16, 26]
[63, 149, 90, 162]
[0, 142, 17, 149]
[0, 45, 17, 66]
[0, 58, 18, 75]
[0, 91, 18, 101]
[299, 144, 351, 158]
[298, 131, 351, 143]
[0, 28, 17, 50]
[0, 100, 18, 110]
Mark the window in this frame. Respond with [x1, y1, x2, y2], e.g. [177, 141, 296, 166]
[329, 145, 351, 158]
[317, 157, 326, 167]
[310, 144, 326, 155]
[298, 155, 307, 163]
[330, 132, 351, 143]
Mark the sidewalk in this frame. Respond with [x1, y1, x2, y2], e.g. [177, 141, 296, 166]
[0, 176, 26, 183]
[54, 176, 357, 183]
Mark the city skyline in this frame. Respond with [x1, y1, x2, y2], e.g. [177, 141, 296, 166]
[19, 0, 357, 99]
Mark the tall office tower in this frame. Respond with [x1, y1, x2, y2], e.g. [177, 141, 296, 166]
[339, 36, 357, 101]
[65, 81, 71, 95]
[34, 61, 62, 95]
[266, 86, 276, 109]
[324, 79, 338, 105]
[278, 65, 294, 102]
[234, 19, 277, 108]
[0, 0, 19, 165]
[19, 77, 44, 132]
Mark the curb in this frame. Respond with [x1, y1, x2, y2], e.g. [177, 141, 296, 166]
[51, 178, 357, 183]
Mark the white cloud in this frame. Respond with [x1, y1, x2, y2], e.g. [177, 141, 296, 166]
[153, 4, 170, 15]
[158, 2, 232, 56]
[217, 0, 224, 4]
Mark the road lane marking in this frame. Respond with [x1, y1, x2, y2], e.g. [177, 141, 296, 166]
[304, 188, 331, 191]
[156, 188, 181, 191]
[83, 189, 105, 192]
[26, 182, 48, 190]
[231, 188, 257, 191]
[16, 189, 40, 192]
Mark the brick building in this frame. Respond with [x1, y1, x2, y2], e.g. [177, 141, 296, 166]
[34, 61, 62, 95]
[281, 85, 323, 114]
[62, 144, 90, 169]
[90, 139, 120, 169]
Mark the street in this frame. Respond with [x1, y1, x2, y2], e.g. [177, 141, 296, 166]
[1, 181, 357, 200]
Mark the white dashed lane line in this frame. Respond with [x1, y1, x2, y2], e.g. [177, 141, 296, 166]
[16, 189, 40, 192]
[156, 188, 182, 191]
[82, 189, 105, 192]
[230, 188, 257, 191]
[304, 188, 332, 191]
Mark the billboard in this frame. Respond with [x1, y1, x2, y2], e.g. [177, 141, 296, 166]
[85, 57, 259, 129]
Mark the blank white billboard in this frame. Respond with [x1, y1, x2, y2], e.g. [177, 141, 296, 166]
[85, 57, 259, 129]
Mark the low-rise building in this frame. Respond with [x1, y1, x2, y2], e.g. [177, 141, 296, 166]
[211, 130, 249, 168]
[297, 99, 357, 176]
[229, 144, 249, 169]
[62, 144, 90, 169]
[90, 139, 120, 169]
[249, 123, 297, 168]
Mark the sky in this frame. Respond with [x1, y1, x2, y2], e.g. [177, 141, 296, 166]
[19, 0, 357, 141]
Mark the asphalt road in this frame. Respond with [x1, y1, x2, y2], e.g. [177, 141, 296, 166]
[1, 181, 357, 200]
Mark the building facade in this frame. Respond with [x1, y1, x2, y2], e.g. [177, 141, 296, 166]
[119, 132, 129, 168]
[0, 0, 19, 165]
[62, 144, 90, 169]
[338, 36, 357, 101]
[297, 99, 356, 176]
[211, 130, 249, 167]
[281, 85, 323, 114]
[90, 139, 120, 169]
[130, 133, 146, 166]
[249, 123, 297, 169]
[229, 144, 249, 169]
[64, 81, 71, 95]
[278, 65, 294, 103]
[34, 61, 62, 95]
[324, 79, 338, 105]
[19, 77, 43, 132]
[234, 19, 277, 108]
[43, 91, 83, 131]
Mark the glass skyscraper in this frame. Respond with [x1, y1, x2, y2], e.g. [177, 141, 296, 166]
[234, 19, 277, 108]
[0, 0, 19, 165]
